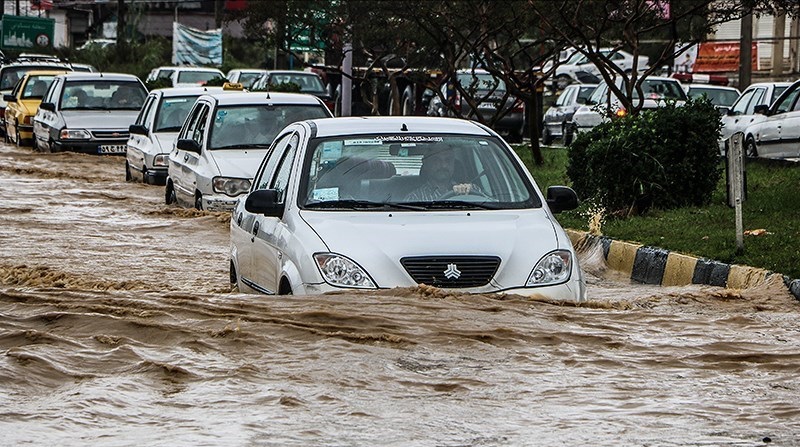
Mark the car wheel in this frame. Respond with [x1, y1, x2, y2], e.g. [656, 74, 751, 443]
[229, 260, 237, 285]
[165, 181, 176, 205]
[279, 277, 293, 295]
[194, 192, 203, 210]
[401, 88, 415, 116]
[556, 74, 572, 90]
[541, 126, 553, 146]
[125, 161, 132, 181]
[745, 137, 758, 158]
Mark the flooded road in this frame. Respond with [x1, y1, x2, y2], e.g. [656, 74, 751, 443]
[1, 142, 799, 446]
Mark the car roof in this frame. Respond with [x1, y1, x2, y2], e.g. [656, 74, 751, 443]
[172, 66, 224, 73]
[308, 116, 494, 138]
[746, 82, 793, 88]
[1, 61, 70, 69]
[152, 86, 226, 97]
[57, 72, 143, 82]
[203, 91, 324, 106]
[687, 84, 739, 91]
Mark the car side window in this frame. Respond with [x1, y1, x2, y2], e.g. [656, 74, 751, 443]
[270, 133, 300, 204]
[43, 78, 60, 105]
[776, 88, 800, 113]
[135, 96, 156, 126]
[192, 105, 210, 144]
[556, 88, 572, 106]
[746, 88, 766, 114]
[587, 83, 607, 105]
[254, 133, 295, 190]
[179, 104, 203, 140]
[730, 89, 755, 116]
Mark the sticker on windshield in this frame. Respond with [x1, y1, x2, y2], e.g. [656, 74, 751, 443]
[321, 141, 342, 160]
[375, 136, 443, 142]
[343, 139, 383, 146]
[164, 98, 191, 105]
[312, 187, 339, 201]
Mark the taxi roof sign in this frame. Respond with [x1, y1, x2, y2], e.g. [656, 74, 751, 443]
[222, 82, 244, 91]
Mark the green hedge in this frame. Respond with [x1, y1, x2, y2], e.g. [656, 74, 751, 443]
[566, 98, 722, 215]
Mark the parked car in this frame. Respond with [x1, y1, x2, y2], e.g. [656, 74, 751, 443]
[426, 68, 525, 143]
[146, 66, 179, 84]
[251, 70, 333, 110]
[68, 63, 98, 73]
[685, 84, 741, 115]
[570, 76, 687, 138]
[545, 48, 649, 90]
[0, 59, 72, 136]
[720, 82, 792, 152]
[226, 68, 268, 89]
[229, 116, 585, 299]
[3, 69, 69, 146]
[32, 72, 148, 154]
[541, 83, 597, 145]
[169, 67, 225, 87]
[740, 79, 800, 159]
[126, 86, 226, 185]
[164, 91, 333, 211]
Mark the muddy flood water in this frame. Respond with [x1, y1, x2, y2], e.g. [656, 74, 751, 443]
[1, 142, 799, 446]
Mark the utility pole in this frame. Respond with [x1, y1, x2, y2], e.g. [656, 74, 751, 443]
[738, 9, 753, 89]
[116, 0, 127, 62]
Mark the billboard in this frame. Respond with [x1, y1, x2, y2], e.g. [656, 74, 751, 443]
[1, 15, 55, 50]
[172, 22, 222, 66]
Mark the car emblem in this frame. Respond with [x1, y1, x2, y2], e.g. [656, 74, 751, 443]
[112, 132, 120, 137]
[443, 263, 461, 280]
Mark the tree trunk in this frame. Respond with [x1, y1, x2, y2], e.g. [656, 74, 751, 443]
[116, 0, 128, 63]
[526, 95, 543, 165]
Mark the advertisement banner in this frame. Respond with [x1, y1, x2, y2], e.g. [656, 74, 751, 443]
[0, 15, 55, 50]
[692, 42, 758, 73]
[172, 22, 222, 66]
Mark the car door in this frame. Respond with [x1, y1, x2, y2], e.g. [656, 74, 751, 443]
[32, 76, 62, 150]
[766, 86, 800, 157]
[127, 93, 158, 174]
[170, 101, 209, 205]
[251, 132, 301, 294]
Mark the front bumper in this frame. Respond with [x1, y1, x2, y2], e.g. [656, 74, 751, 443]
[144, 167, 168, 186]
[53, 138, 129, 155]
[201, 193, 242, 212]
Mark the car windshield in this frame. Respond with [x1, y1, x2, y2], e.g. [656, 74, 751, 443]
[687, 87, 740, 107]
[771, 86, 788, 104]
[154, 95, 200, 132]
[177, 71, 222, 84]
[238, 72, 264, 88]
[456, 73, 506, 92]
[21, 75, 57, 99]
[299, 134, 540, 210]
[60, 80, 147, 110]
[210, 104, 330, 149]
[633, 79, 687, 101]
[269, 73, 326, 94]
[1, 65, 64, 90]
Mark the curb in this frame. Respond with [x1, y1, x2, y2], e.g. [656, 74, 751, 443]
[566, 229, 800, 301]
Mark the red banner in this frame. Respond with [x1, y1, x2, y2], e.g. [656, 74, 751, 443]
[692, 42, 757, 73]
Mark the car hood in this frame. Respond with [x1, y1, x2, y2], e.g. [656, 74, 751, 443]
[61, 110, 140, 129]
[300, 210, 561, 264]
[208, 148, 269, 179]
[153, 132, 178, 153]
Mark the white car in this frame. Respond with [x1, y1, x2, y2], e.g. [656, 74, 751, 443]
[165, 91, 333, 211]
[720, 82, 792, 152]
[740, 79, 800, 159]
[126, 86, 225, 185]
[229, 116, 586, 300]
[571, 76, 687, 137]
[542, 83, 597, 145]
[546, 48, 650, 90]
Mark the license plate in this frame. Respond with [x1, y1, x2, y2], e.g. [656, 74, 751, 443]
[99, 145, 127, 154]
[478, 103, 497, 109]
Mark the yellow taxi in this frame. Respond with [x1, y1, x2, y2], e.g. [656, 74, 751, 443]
[4, 69, 68, 146]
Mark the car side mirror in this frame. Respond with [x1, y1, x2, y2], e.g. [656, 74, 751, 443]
[753, 104, 769, 115]
[129, 124, 148, 135]
[3, 94, 16, 103]
[546, 186, 579, 213]
[39, 102, 56, 112]
[244, 189, 285, 217]
[726, 107, 738, 116]
[176, 138, 201, 154]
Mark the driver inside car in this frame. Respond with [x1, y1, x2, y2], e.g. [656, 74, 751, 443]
[405, 144, 481, 201]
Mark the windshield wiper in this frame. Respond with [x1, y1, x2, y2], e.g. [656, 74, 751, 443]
[411, 200, 500, 210]
[212, 143, 272, 150]
[306, 199, 427, 210]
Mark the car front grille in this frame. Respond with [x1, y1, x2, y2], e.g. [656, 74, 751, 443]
[400, 256, 501, 288]
[90, 129, 129, 139]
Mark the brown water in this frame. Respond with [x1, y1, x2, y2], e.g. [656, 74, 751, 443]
[1, 143, 799, 446]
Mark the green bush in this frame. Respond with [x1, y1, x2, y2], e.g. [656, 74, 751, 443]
[566, 98, 722, 216]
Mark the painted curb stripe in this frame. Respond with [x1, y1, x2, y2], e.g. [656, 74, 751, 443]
[663, 252, 698, 287]
[607, 240, 639, 277]
[727, 264, 770, 289]
[692, 259, 730, 288]
[632, 246, 669, 285]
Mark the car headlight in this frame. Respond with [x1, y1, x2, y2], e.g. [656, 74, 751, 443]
[153, 153, 169, 167]
[212, 176, 251, 196]
[526, 250, 572, 287]
[314, 253, 376, 289]
[60, 129, 91, 140]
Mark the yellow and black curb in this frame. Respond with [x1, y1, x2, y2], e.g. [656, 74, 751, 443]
[566, 229, 800, 301]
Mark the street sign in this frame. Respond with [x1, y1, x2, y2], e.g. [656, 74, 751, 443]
[0, 15, 55, 51]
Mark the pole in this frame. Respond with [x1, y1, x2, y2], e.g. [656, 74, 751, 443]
[738, 10, 753, 89]
[728, 132, 745, 253]
[341, 42, 352, 117]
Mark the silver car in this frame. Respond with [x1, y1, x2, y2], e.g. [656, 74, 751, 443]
[542, 83, 597, 145]
[32, 72, 147, 154]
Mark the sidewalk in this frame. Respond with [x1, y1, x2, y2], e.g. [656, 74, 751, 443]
[567, 229, 800, 301]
